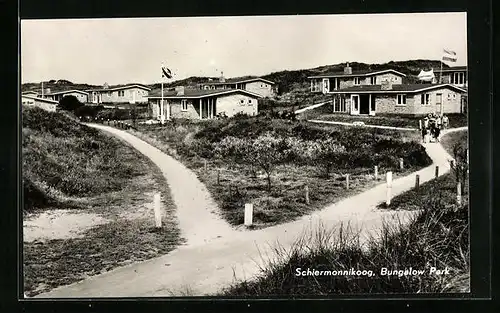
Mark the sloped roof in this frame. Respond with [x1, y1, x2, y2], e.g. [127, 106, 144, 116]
[148, 88, 263, 99]
[203, 77, 275, 85]
[45, 89, 89, 96]
[22, 95, 59, 104]
[330, 83, 467, 94]
[86, 84, 151, 92]
[433, 66, 467, 73]
[308, 69, 407, 79]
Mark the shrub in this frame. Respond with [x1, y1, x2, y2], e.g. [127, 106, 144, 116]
[58, 95, 84, 112]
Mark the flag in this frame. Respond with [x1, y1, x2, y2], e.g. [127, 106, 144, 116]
[442, 49, 457, 62]
[162, 66, 172, 79]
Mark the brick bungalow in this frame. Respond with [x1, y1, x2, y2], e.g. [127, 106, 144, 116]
[308, 63, 407, 94]
[147, 86, 262, 120]
[22, 95, 58, 112]
[86, 84, 151, 104]
[328, 80, 467, 116]
[199, 75, 276, 98]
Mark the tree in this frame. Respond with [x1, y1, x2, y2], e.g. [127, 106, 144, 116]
[215, 132, 289, 191]
[58, 95, 84, 112]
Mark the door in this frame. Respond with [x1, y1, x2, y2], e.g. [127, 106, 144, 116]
[436, 93, 443, 114]
[322, 78, 329, 94]
[350, 95, 360, 115]
[359, 94, 370, 115]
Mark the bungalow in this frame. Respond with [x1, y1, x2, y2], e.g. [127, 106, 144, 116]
[147, 86, 262, 120]
[86, 84, 151, 104]
[22, 91, 39, 97]
[308, 63, 407, 93]
[43, 89, 89, 103]
[21, 95, 58, 112]
[434, 66, 468, 88]
[199, 75, 276, 98]
[328, 80, 467, 116]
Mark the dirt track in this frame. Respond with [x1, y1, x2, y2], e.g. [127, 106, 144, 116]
[34, 126, 466, 298]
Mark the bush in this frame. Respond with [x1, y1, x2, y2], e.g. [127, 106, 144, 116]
[74, 105, 104, 120]
[58, 95, 84, 112]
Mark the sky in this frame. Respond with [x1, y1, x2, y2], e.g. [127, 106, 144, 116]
[21, 13, 467, 85]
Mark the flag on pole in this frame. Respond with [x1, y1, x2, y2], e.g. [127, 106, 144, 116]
[442, 49, 457, 63]
[162, 66, 172, 79]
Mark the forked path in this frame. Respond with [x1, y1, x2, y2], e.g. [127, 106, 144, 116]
[36, 126, 467, 298]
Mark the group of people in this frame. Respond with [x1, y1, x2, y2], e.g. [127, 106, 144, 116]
[420, 113, 449, 143]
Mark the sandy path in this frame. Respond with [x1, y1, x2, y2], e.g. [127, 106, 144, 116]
[35, 126, 466, 298]
[87, 124, 239, 247]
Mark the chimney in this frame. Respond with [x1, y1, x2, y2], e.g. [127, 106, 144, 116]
[344, 62, 352, 75]
[381, 79, 393, 90]
[175, 86, 185, 96]
[219, 71, 225, 83]
[103, 82, 109, 89]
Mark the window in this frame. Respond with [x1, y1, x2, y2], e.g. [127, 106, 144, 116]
[248, 99, 253, 105]
[118, 90, 125, 97]
[370, 76, 377, 85]
[420, 93, 430, 105]
[181, 100, 188, 111]
[452, 72, 465, 85]
[240, 99, 245, 105]
[311, 79, 321, 92]
[354, 77, 360, 85]
[397, 94, 407, 105]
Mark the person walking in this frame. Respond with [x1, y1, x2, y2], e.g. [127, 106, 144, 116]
[442, 114, 449, 129]
[435, 124, 441, 142]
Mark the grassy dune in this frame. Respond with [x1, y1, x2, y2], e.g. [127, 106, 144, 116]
[22, 107, 183, 296]
[219, 132, 469, 295]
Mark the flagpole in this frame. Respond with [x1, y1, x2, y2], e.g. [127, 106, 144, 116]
[41, 81, 44, 97]
[161, 62, 164, 124]
[439, 56, 443, 84]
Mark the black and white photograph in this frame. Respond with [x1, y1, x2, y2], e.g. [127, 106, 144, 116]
[21, 12, 471, 298]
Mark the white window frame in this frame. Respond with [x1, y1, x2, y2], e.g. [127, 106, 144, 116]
[397, 94, 407, 106]
[240, 99, 245, 106]
[370, 76, 377, 85]
[354, 77, 361, 85]
[421, 93, 431, 105]
[248, 99, 253, 105]
[181, 99, 188, 111]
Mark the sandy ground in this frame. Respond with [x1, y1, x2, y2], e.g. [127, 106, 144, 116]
[34, 126, 466, 298]
[23, 210, 109, 242]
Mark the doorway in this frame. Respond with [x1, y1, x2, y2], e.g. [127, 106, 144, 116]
[360, 94, 370, 115]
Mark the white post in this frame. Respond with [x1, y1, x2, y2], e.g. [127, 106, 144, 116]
[399, 158, 404, 170]
[244, 203, 253, 226]
[154, 193, 162, 228]
[386, 171, 393, 206]
[456, 181, 462, 206]
[305, 185, 310, 205]
[199, 99, 203, 119]
[419, 120, 422, 130]
[161, 81, 164, 123]
[374, 166, 378, 180]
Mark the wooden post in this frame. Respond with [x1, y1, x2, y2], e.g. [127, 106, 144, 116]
[204, 159, 207, 171]
[386, 171, 393, 206]
[399, 158, 404, 170]
[345, 174, 350, 189]
[456, 181, 462, 205]
[217, 169, 220, 185]
[244, 203, 253, 226]
[153, 193, 162, 228]
[419, 119, 422, 130]
[374, 166, 378, 180]
[466, 149, 469, 164]
[415, 174, 420, 190]
[435, 165, 439, 178]
[305, 185, 310, 205]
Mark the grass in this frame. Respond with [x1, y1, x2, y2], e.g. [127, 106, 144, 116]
[220, 171, 469, 295]
[22, 107, 183, 296]
[125, 115, 431, 228]
[440, 130, 468, 156]
[219, 132, 469, 295]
